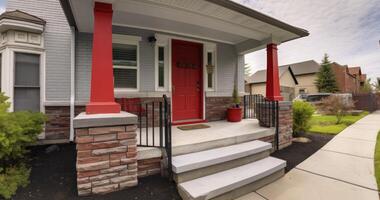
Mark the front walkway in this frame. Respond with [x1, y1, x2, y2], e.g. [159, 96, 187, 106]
[239, 111, 380, 200]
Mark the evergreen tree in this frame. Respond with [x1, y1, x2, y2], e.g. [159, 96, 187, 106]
[315, 54, 339, 93]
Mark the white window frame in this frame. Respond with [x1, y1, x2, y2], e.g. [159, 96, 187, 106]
[1, 47, 46, 113]
[204, 44, 217, 92]
[112, 34, 141, 93]
[155, 36, 169, 91]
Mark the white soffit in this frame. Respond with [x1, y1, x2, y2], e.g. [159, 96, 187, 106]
[69, 0, 300, 44]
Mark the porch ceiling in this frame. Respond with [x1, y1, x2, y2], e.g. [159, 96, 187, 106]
[64, 0, 308, 52]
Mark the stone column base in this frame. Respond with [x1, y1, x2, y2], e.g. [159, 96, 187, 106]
[257, 101, 293, 150]
[73, 112, 138, 196]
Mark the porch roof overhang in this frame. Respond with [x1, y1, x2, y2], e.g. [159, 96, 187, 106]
[60, 0, 308, 54]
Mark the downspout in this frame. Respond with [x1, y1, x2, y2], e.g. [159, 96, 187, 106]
[69, 26, 76, 141]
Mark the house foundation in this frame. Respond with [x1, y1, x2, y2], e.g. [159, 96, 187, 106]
[73, 112, 138, 196]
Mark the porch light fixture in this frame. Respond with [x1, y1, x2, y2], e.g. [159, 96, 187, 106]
[148, 36, 157, 46]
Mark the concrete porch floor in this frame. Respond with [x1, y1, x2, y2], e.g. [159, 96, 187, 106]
[137, 119, 275, 159]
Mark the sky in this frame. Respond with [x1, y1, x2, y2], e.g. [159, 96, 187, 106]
[0, 0, 378, 80]
[233, 0, 380, 81]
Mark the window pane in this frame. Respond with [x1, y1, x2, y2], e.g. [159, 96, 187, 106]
[159, 64, 164, 87]
[15, 53, 40, 86]
[113, 44, 137, 66]
[207, 52, 212, 65]
[158, 47, 165, 88]
[208, 73, 213, 88]
[14, 87, 40, 112]
[114, 68, 137, 88]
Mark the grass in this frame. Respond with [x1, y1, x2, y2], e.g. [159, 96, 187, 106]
[375, 131, 380, 190]
[309, 111, 368, 135]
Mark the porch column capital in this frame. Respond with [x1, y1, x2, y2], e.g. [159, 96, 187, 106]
[86, 2, 121, 114]
[265, 43, 283, 101]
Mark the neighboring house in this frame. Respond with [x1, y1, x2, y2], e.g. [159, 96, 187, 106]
[246, 66, 298, 101]
[331, 63, 366, 93]
[246, 60, 320, 99]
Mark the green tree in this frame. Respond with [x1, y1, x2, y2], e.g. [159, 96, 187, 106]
[360, 78, 373, 93]
[373, 78, 380, 92]
[315, 54, 339, 93]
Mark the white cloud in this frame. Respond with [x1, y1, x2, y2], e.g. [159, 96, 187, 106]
[235, 0, 380, 80]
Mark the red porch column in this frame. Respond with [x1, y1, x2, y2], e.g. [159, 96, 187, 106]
[265, 43, 283, 101]
[86, 2, 121, 114]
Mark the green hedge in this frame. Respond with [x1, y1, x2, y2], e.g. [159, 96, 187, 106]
[292, 101, 315, 136]
[0, 93, 46, 199]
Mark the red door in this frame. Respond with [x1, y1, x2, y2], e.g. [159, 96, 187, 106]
[172, 39, 203, 122]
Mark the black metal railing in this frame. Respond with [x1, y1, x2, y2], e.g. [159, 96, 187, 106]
[243, 94, 280, 150]
[118, 95, 172, 177]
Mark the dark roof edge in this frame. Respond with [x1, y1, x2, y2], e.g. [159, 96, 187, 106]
[59, 0, 77, 29]
[0, 10, 46, 25]
[288, 66, 299, 85]
[205, 0, 309, 37]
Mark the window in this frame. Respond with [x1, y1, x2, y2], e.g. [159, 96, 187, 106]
[113, 43, 138, 89]
[158, 47, 165, 88]
[207, 52, 213, 88]
[205, 46, 216, 91]
[14, 53, 40, 112]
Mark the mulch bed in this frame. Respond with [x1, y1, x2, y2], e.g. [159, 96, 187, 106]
[271, 132, 334, 172]
[11, 144, 180, 200]
[9, 132, 333, 200]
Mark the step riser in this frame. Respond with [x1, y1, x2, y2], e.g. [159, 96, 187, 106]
[211, 169, 285, 200]
[174, 150, 271, 183]
[173, 129, 274, 156]
[178, 169, 285, 200]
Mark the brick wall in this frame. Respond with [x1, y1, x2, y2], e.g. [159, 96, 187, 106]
[206, 97, 243, 121]
[44, 106, 85, 140]
[75, 124, 138, 196]
[137, 157, 162, 177]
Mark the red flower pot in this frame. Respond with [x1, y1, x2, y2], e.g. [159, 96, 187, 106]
[227, 107, 242, 122]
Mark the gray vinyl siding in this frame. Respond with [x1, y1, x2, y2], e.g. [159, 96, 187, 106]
[75, 33, 92, 102]
[7, 0, 72, 102]
[75, 26, 242, 102]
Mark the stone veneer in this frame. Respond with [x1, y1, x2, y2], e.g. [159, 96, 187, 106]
[206, 97, 243, 121]
[277, 102, 293, 149]
[137, 157, 162, 177]
[74, 112, 138, 196]
[256, 101, 293, 150]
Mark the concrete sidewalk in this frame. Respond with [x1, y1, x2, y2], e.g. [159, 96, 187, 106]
[238, 111, 380, 200]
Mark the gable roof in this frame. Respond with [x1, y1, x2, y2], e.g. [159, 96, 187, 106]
[285, 60, 320, 75]
[246, 60, 320, 84]
[348, 67, 362, 76]
[0, 10, 46, 25]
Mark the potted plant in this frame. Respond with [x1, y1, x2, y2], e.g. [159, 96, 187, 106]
[227, 87, 242, 122]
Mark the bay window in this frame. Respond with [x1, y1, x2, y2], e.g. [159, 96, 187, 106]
[14, 52, 40, 112]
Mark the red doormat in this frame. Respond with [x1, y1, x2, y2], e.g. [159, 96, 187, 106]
[177, 124, 210, 131]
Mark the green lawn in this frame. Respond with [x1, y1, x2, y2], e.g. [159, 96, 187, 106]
[309, 112, 368, 135]
[375, 131, 380, 190]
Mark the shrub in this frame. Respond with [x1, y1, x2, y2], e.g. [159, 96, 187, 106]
[0, 93, 46, 199]
[318, 95, 354, 124]
[0, 165, 30, 199]
[293, 101, 315, 135]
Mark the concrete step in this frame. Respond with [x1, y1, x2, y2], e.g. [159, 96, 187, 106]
[178, 157, 286, 200]
[172, 126, 275, 156]
[172, 140, 272, 183]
